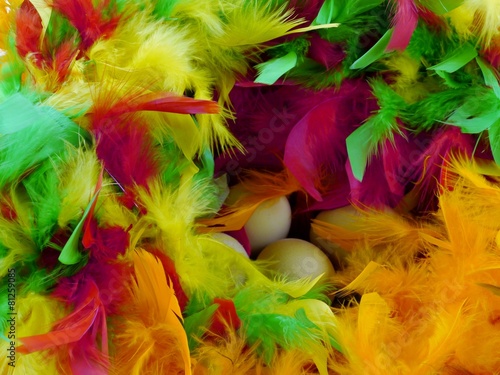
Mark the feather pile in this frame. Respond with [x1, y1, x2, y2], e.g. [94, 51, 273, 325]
[1, 0, 500, 374]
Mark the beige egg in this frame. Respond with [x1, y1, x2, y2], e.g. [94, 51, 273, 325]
[309, 205, 361, 266]
[257, 238, 335, 281]
[212, 232, 249, 258]
[244, 196, 292, 255]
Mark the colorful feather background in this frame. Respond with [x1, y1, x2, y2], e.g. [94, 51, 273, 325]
[1, 0, 500, 374]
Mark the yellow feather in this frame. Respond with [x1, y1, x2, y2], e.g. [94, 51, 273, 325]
[383, 53, 432, 103]
[0, 293, 67, 374]
[57, 148, 102, 228]
[0, 187, 35, 277]
[214, 1, 304, 47]
[447, 0, 500, 46]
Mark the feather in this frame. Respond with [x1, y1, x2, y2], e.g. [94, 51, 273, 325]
[191, 326, 260, 375]
[215, 1, 305, 48]
[95, 123, 162, 191]
[15, 0, 43, 62]
[199, 169, 301, 232]
[51, 0, 121, 50]
[233, 286, 335, 373]
[0, 188, 35, 277]
[307, 33, 345, 69]
[448, 0, 500, 47]
[22, 159, 62, 249]
[0, 293, 66, 374]
[0, 94, 90, 189]
[57, 148, 102, 229]
[148, 248, 189, 311]
[346, 78, 406, 182]
[386, 0, 419, 51]
[112, 249, 191, 375]
[404, 127, 475, 210]
[18, 280, 109, 374]
[329, 292, 404, 374]
[285, 80, 376, 199]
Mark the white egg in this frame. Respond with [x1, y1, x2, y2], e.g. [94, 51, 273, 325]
[212, 232, 249, 258]
[309, 205, 360, 266]
[257, 238, 335, 281]
[244, 196, 292, 255]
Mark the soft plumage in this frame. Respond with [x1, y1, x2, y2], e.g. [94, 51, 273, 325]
[3, 0, 500, 374]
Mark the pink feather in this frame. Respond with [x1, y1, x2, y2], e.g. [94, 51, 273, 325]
[386, 0, 419, 51]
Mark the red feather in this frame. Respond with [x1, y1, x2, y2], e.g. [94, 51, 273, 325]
[15, 0, 43, 64]
[108, 92, 220, 117]
[346, 155, 404, 209]
[52, 39, 80, 82]
[95, 124, 161, 190]
[18, 281, 109, 375]
[386, 0, 419, 51]
[51, 0, 120, 50]
[82, 167, 104, 249]
[209, 298, 241, 336]
[91, 90, 219, 133]
[483, 35, 500, 69]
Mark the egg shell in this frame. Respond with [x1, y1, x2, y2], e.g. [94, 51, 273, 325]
[212, 232, 249, 258]
[309, 205, 361, 266]
[257, 238, 335, 281]
[244, 196, 292, 255]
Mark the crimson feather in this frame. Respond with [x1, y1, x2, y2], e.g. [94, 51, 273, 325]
[386, 0, 419, 51]
[51, 0, 120, 50]
[18, 280, 109, 374]
[15, 0, 43, 64]
[95, 124, 161, 190]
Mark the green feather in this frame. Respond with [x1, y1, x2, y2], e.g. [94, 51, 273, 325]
[0, 94, 90, 189]
[476, 57, 500, 100]
[403, 88, 477, 132]
[23, 160, 62, 250]
[233, 287, 333, 364]
[313, 0, 384, 24]
[184, 303, 219, 350]
[347, 79, 405, 181]
[0, 34, 25, 100]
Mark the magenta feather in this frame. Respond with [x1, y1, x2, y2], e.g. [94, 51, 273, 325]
[308, 34, 345, 69]
[284, 80, 376, 200]
[404, 127, 476, 210]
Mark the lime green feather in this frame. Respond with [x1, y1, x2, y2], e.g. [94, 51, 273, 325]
[0, 94, 90, 189]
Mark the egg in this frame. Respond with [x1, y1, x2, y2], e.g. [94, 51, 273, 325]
[212, 232, 249, 258]
[257, 238, 335, 281]
[244, 196, 292, 255]
[309, 205, 361, 266]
